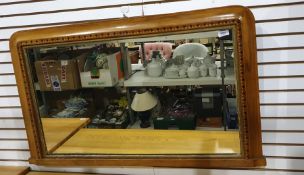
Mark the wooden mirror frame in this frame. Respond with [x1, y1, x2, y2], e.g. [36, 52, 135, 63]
[10, 5, 266, 168]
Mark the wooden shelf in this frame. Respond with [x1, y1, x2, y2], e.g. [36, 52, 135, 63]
[124, 70, 235, 87]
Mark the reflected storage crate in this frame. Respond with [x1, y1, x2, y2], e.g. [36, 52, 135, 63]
[153, 114, 196, 130]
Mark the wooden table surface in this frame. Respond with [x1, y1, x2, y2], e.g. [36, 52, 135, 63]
[54, 129, 240, 154]
[41, 118, 90, 153]
[0, 166, 29, 175]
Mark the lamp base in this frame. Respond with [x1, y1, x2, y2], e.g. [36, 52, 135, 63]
[138, 110, 151, 128]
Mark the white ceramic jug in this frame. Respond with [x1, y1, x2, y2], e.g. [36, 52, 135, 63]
[147, 58, 162, 77]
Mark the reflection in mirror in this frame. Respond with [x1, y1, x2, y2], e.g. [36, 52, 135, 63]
[25, 28, 240, 155]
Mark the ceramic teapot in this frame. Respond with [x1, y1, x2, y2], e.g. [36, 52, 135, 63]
[147, 58, 162, 77]
[187, 63, 199, 78]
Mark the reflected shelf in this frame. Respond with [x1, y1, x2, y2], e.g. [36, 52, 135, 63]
[124, 70, 235, 87]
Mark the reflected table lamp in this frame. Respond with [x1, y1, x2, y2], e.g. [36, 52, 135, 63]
[131, 90, 157, 128]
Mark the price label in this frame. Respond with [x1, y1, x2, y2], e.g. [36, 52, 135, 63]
[218, 30, 229, 38]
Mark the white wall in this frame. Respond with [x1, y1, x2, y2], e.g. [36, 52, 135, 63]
[1, 0, 304, 174]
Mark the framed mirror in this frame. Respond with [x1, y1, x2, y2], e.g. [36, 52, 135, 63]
[10, 5, 265, 168]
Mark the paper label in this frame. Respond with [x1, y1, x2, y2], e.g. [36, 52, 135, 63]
[41, 63, 51, 88]
[202, 97, 210, 103]
[218, 30, 229, 38]
[61, 60, 68, 66]
[51, 75, 61, 91]
[61, 65, 67, 83]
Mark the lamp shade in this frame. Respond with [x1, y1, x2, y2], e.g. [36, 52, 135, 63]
[131, 91, 157, 112]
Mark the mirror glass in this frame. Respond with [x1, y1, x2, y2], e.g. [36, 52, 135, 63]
[24, 28, 241, 156]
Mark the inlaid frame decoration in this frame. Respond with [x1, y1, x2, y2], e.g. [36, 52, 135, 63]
[10, 5, 265, 168]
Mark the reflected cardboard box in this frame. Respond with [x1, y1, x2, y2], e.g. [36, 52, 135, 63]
[35, 58, 81, 91]
[77, 51, 124, 88]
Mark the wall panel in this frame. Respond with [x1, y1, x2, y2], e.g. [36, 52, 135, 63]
[0, 140, 29, 149]
[0, 150, 30, 160]
[256, 35, 304, 49]
[258, 49, 304, 63]
[260, 92, 304, 104]
[0, 86, 18, 96]
[0, 97, 20, 107]
[0, 119, 25, 128]
[0, 108, 23, 118]
[0, 161, 29, 166]
[260, 105, 304, 118]
[0, 63, 14, 74]
[262, 132, 304, 144]
[0, 130, 27, 139]
[263, 145, 304, 157]
[256, 20, 304, 35]
[0, 75, 16, 85]
[0, 52, 13, 63]
[259, 78, 304, 91]
[262, 119, 304, 131]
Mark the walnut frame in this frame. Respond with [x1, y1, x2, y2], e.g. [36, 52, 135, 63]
[10, 5, 266, 168]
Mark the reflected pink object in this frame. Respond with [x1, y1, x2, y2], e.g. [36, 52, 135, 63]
[139, 42, 173, 60]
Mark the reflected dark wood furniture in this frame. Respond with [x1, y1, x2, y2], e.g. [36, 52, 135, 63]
[10, 5, 265, 167]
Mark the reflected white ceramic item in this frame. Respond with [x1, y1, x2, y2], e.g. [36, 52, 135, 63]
[147, 58, 162, 77]
[209, 64, 217, 77]
[173, 43, 209, 58]
[203, 55, 216, 66]
[187, 63, 199, 78]
[181, 62, 190, 70]
[179, 68, 187, 78]
[199, 63, 208, 77]
[164, 64, 179, 78]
